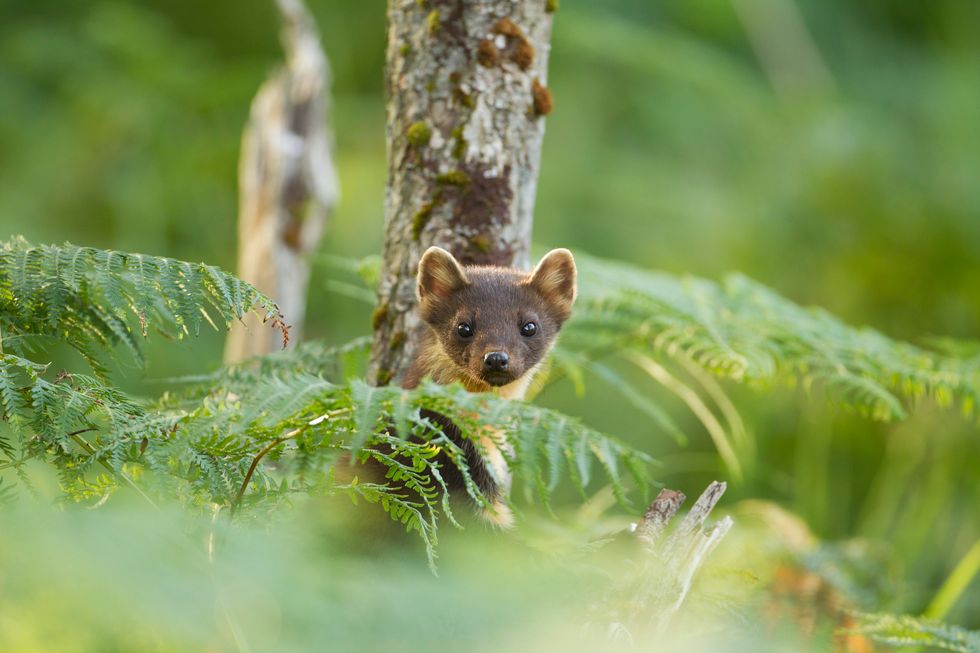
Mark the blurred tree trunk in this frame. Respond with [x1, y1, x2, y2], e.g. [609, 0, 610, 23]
[370, 0, 556, 386]
[224, 0, 340, 363]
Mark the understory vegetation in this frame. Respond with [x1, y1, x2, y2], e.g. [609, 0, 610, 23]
[2, 236, 978, 651]
[2, 1, 978, 650]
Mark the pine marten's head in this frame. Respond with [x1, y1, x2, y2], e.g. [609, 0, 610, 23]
[416, 247, 577, 390]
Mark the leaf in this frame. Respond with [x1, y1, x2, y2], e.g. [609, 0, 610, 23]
[0, 237, 284, 375]
[849, 613, 980, 653]
[349, 379, 385, 454]
[569, 252, 980, 422]
[589, 360, 686, 445]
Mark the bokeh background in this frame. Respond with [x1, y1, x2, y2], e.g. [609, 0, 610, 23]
[2, 0, 978, 642]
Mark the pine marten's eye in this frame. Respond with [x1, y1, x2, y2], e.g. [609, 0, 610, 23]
[456, 322, 474, 338]
[521, 321, 538, 337]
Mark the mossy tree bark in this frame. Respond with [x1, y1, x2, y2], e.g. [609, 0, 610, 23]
[370, 0, 556, 386]
[224, 0, 339, 363]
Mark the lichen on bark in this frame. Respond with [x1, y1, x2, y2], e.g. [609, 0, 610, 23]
[371, 0, 555, 385]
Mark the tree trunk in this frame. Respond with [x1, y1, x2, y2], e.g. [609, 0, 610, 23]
[224, 0, 340, 363]
[370, 0, 556, 386]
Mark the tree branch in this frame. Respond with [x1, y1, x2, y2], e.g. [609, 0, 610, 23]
[225, 0, 339, 362]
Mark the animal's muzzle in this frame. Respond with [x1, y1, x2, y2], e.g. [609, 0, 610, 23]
[483, 351, 509, 372]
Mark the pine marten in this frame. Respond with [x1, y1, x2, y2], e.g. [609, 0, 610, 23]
[402, 246, 577, 527]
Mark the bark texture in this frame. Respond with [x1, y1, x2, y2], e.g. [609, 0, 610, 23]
[224, 0, 339, 363]
[370, 0, 555, 385]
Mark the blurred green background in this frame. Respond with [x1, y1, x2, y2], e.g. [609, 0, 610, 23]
[1, 0, 978, 640]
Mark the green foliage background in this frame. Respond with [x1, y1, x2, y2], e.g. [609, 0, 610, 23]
[1, 0, 979, 649]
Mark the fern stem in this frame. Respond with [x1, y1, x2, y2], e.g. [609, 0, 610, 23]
[926, 537, 980, 621]
[228, 409, 343, 516]
[0, 458, 26, 472]
[230, 428, 307, 518]
[69, 432, 159, 511]
[677, 356, 753, 460]
[230, 407, 352, 517]
[627, 352, 743, 482]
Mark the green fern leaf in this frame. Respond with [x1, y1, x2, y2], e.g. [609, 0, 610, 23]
[570, 252, 980, 422]
[849, 613, 980, 652]
[0, 237, 286, 376]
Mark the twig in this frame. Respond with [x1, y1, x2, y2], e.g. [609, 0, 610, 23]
[603, 481, 732, 635]
[654, 481, 729, 630]
[666, 480, 727, 551]
[658, 515, 734, 630]
[636, 488, 686, 550]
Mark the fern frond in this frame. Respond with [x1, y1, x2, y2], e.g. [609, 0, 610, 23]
[398, 380, 654, 508]
[848, 613, 980, 652]
[157, 337, 370, 410]
[0, 476, 15, 507]
[150, 360, 654, 562]
[569, 253, 980, 421]
[342, 478, 440, 572]
[0, 353, 178, 500]
[0, 237, 287, 376]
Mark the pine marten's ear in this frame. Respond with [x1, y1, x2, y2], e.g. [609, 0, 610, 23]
[529, 248, 577, 319]
[417, 246, 469, 303]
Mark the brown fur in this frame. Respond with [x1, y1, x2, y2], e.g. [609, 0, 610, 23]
[403, 247, 577, 527]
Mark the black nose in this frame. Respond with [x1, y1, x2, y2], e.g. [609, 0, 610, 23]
[484, 351, 509, 372]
